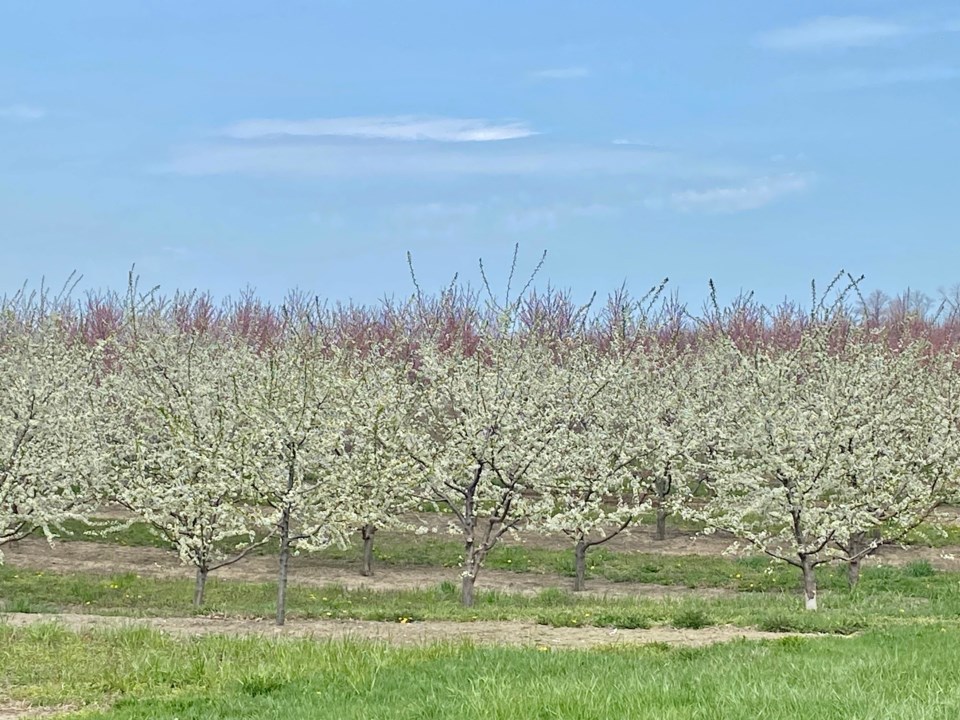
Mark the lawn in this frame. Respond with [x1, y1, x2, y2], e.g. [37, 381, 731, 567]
[5, 520, 960, 718]
[2, 623, 959, 719]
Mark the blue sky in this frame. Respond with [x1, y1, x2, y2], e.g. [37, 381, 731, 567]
[2, 1, 959, 309]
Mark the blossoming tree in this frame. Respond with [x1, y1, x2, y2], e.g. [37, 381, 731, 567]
[0, 306, 102, 561]
[103, 301, 271, 607]
[336, 348, 422, 577]
[687, 325, 959, 610]
[244, 306, 365, 625]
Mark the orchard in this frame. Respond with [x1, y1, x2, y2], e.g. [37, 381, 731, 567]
[3, 264, 960, 625]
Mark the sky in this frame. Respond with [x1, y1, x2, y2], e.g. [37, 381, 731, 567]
[2, 1, 959, 310]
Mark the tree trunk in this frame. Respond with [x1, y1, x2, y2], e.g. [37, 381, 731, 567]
[847, 557, 861, 588]
[573, 538, 588, 592]
[461, 532, 481, 607]
[654, 475, 670, 541]
[461, 570, 476, 608]
[361, 524, 376, 577]
[276, 506, 291, 626]
[655, 507, 668, 541]
[193, 566, 209, 608]
[460, 528, 486, 607]
[801, 555, 818, 611]
[846, 532, 864, 588]
[460, 488, 479, 607]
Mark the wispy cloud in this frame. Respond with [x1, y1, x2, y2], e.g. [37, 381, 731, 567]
[221, 115, 536, 142]
[792, 65, 960, 91]
[0, 104, 45, 121]
[529, 66, 590, 80]
[756, 16, 911, 50]
[502, 203, 619, 233]
[663, 173, 811, 214]
[159, 142, 731, 180]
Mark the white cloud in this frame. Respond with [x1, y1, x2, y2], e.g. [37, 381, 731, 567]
[0, 104, 45, 120]
[221, 115, 536, 142]
[158, 142, 727, 179]
[756, 16, 910, 50]
[666, 173, 811, 214]
[529, 66, 590, 80]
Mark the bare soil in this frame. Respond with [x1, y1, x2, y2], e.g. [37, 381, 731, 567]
[0, 702, 77, 720]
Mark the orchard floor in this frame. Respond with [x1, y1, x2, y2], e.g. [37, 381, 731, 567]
[1, 537, 736, 600]
[4, 518, 960, 600]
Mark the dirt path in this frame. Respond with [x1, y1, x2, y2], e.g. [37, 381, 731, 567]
[0, 702, 75, 720]
[0, 611, 807, 649]
[1, 538, 734, 600]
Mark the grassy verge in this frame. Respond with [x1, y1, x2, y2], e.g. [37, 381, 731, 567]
[2, 624, 960, 719]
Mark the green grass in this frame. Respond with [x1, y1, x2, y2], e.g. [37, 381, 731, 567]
[7, 520, 960, 717]
[43, 515, 960, 587]
[32, 518, 836, 592]
[10, 516, 960, 637]
[4, 558, 960, 635]
[3, 624, 960, 718]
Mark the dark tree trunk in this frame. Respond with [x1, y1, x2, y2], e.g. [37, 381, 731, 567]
[573, 538, 588, 592]
[193, 566, 209, 608]
[361, 524, 376, 577]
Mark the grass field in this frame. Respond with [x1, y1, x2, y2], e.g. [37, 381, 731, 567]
[5, 519, 960, 718]
[3, 623, 960, 719]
